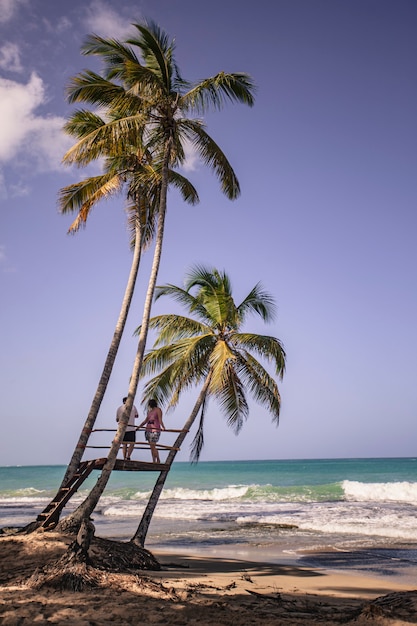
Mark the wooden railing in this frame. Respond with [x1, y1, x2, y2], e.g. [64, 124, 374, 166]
[83, 427, 187, 455]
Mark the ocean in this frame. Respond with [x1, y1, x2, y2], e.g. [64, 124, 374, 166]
[1, 457, 416, 584]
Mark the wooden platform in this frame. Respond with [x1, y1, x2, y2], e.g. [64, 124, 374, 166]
[37, 456, 171, 529]
[93, 458, 169, 472]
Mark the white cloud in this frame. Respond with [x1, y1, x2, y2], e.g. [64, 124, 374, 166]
[84, 0, 134, 39]
[29, 115, 72, 172]
[0, 73, 46, 161]
[0, 73, 71, 191]
[9, 180, 30, 197]
[43, 15, 72, 34]
[0, 0, 27, 23]
[181, 138, 201, 172]
[0, 42, 23, 73]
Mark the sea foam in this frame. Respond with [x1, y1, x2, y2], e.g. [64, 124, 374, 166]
[342, 480, 417, 504]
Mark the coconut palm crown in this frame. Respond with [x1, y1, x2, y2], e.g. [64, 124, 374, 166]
[140, 264, 286, 461]
[63, 20, 256, 198]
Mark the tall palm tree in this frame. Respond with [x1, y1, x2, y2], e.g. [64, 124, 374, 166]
[57, 21, 255, 532]
[131, 264, 286, 546]
[57, 148, 153, 490]
[57, 109, 198, 490]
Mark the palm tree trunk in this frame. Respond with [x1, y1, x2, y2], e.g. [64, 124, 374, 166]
[131, 373, 212, 547]
[59, 143, 172, 532]
[59, 216, 143, 489]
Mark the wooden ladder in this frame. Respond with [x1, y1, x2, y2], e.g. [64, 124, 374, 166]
[36, 460, 97, 529]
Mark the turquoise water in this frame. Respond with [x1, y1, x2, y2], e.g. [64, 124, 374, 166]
[1, 457, 416, 582]
[1, 456, 416, 501]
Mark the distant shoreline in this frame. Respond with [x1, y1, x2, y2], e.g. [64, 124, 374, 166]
[2, 455, 417, 468]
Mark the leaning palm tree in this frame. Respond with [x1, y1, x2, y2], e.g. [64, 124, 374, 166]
[57, 154, 154, 489]
[131, 264, 286, 546]
[57, 20, 255, 532]
[57, 108, 198, 490]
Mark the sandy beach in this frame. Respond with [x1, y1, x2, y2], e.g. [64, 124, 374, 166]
[1, 530, 416, 625]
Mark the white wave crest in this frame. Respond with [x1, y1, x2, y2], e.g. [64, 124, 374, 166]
[158, 485, 250, 501]
[342, 481, 417, 504]
[103, 503, 144, 517]
[14, 487, 45, 497]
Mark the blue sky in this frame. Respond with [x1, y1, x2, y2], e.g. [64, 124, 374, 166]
[0, 0, 416, 466]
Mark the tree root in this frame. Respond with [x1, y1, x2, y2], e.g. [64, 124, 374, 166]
[89, 536, 160, 572]
[25, 518, 160, 591]
[27, 560, 101, 591]
[356, 590, 417, 622]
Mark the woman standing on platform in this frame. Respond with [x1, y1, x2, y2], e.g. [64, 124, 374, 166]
[138, 399, 166, 463]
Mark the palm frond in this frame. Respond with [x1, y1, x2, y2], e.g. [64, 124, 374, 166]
[234, 352, 281, 422]
[189, 395, 208, 463]
[64, 110, 106, 140]
[230, 333, 286, 378]
[184, 264, 230, 293]
[129, 21, 173, 91]
[126, 163, 161, 197]
[132, 21, 189, 93]
[81, 35, 140, 79]
[208, 340, 236, 388]
[184, 265, 238, 329]
[204, 291, 238, 330]
[58, 173, 123, 232]
[237, 283, 277, 324]
[63, 114, 148, 166]
[141, 360, 178, 407]
[141, 335, 214, 408]
[154, 283, 198, 308]
[136, 314, 211, 344]
[167, 170, 199, 205]
[121, 59, 165, 97]
[178, 119, 240, 199]
[155, 283, 216, 328]
[66, 70, 126, 106]
[213, 360, 248, 432]
[183, 72, 256, 113]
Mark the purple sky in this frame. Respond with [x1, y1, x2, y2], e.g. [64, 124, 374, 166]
[1, 0, 416, 466]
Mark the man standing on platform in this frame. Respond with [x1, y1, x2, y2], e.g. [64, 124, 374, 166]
[116, 397, 138, 461]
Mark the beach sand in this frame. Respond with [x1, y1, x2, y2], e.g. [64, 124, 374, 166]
[0, 531, 416, 625]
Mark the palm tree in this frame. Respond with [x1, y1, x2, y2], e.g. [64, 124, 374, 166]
[57, 109, 198, 490]
[57, 20, 255, 532]
[131, 264, 286, 546]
